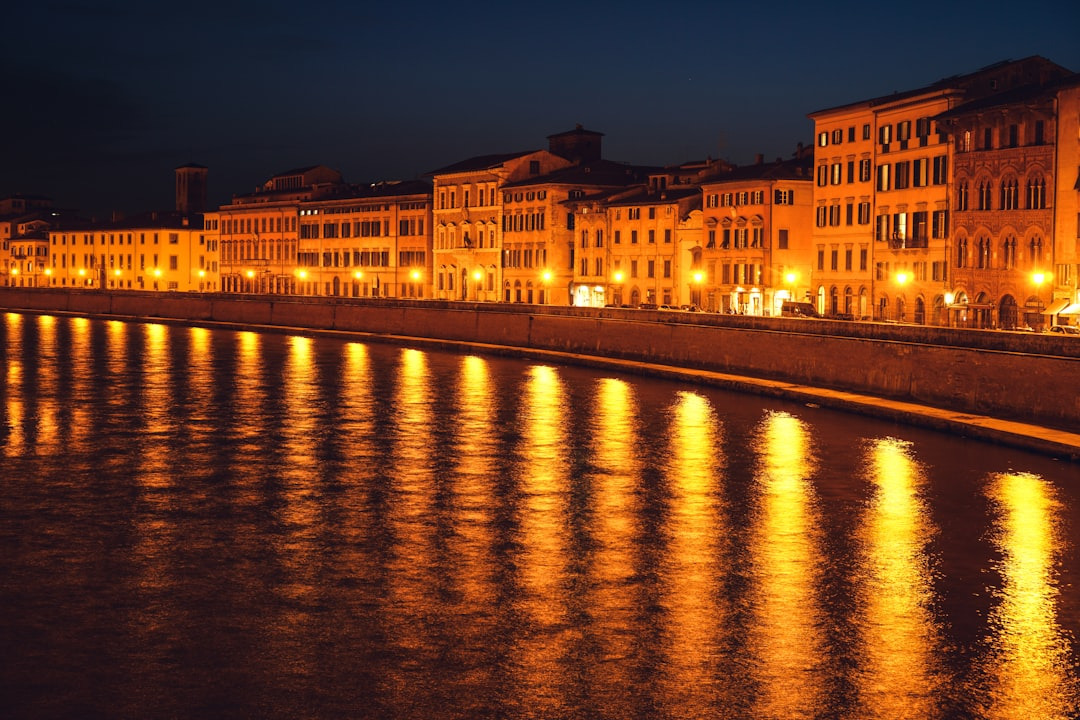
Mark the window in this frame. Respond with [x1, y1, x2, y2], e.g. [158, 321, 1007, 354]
[1034, 120, 1044, 145]
[663, 260, 671, 278]
[932, 156, 948, 185]
[983, 127, 993, 150]
[1027, 176, 1046, 209]
[828, 204, 841, 226]
[877, 164, 891, 191]
[648, 229, 655, 243]
[932, 210, 949, 239]
[832, 129, 843, 144]
[817, 165, 828, 187]
[1008, 124, 1018, 148]
[831, 163, 842, 185]
[848, 126, 856, 142]
[830, 249, 839, 271]
[647, 260, 655, 278]
[631, 230, 638, 244]
[778, 229, 789, 249]
[957, 181, 968, 211]
[845, 249, 852, 271]
[817, 249, 825, 271]
[1000, 178, 1018, 210]
[664, 229, 671, 243]
[614, 230, 621, 244]
[912, 158, 927, 187]
[862, 124, 871, 140]
[894, 161, 910, 190]
[648, 207, 655, 219]
[818, 131, 829, 147]
[860, 247, 867, 271]
[816, 206, 827, 227]
[169, 255, 178, 270]
[879, 124, 892, 146]
[845, 203, 854, 226]
[775, 188, 794, 204]
[858, 202, 871, 225]
[859, 159, 872, 182]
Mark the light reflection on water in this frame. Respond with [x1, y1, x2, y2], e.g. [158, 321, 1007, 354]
[1, 311, 1078, 720]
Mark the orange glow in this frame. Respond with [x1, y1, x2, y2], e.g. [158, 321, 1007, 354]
[658, 390, 727, 716]
[748, 411, 826, 717]
[981, 472, 1077, 719]
[854, 437, 944, 716]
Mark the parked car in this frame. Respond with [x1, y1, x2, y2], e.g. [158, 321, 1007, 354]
[1049, 325, 1080, 335]
[780, 301, 821, 318]
[678, 304, 702, 312]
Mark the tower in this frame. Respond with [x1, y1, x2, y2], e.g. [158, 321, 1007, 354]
[175, 163, 208, 214]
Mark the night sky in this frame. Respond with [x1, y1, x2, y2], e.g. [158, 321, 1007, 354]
[3, 0, 1079, 216]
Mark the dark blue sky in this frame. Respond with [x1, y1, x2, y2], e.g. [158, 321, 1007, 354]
[3, 0, 1079, 215]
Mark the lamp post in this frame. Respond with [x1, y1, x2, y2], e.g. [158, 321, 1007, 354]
[1032, 270, 1047, 330]
[612, 270, 624, 306]
[473, 269, 483, 302]
[692, 270, 704, 309]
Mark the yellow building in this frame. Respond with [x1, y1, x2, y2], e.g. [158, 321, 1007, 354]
[1, 195, 55, 287]
[213, 165, 344, 294]
[48, 211, 217, 292]
[503, 158, 643, 306]
[937, 67, 1080, 329]
[809, 56, 1073, 324]
[430, 127, 609, 302]
[294, 180, 432, 298]
[699, 155, 814, 315]
[605, 185, 701, 308]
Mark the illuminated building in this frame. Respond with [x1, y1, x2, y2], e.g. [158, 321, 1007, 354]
[1, 195, 55, 287]
[429, 127, 603, 302]
[48, 211, 217, 292]
[213, 166, 342, 294]
[699, 153, 814, 315]
[808, 56, 1073, 324]
[294, 180, 432, 298]
[936, 69, 1080, 329]
[503, 157, 644, 306]
[603, 180, 702, 308]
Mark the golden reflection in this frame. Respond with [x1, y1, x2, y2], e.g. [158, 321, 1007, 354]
[584, 378, 642, 714]
[981, 472, 1078, 719]
[748, 411, 826, 717]
[382, 347, 439, 711]
[338, 342, 375, 468]
[67, 316, 93, 449]
[280, 335, 320, 523]
[136, 323, 173, 488]
[659, 390, 727, 715]
[233, 331, 263, 444]
[514, 364, 572, 716]
[448, 355, 498, 609]
[33, 315, 59, 450]
[854, 437, 943, 718]
[3, 313, 25, 455]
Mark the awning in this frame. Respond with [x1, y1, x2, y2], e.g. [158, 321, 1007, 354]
[1042, 298, 1071, 315]
[1059, 302, 1080, 317]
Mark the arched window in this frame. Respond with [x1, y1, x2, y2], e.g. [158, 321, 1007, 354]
[1028, 236, 1043, 266]
[956, 236, 968, 268]
[1001, 235, 1017, 269]
[999, 177, 1018, 210]
[1026, 175, 1046, 209]
[976, 236, 991, 269]
[977, 180, 992, 210]
[957, 181, 969, 211]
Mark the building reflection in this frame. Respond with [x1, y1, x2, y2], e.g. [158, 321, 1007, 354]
[3, 313, 25, 455]
[659, 390, 728, 715]
[747, 410, 826, 717]
[381, 347, 440, 713]
[511, 364, 572, 716]
[981, 472, 1078, 719]
[854, 437, 945, 717]
[583, 377, 645, 714]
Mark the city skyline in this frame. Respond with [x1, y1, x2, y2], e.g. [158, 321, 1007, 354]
[3, 0, 1080, 215]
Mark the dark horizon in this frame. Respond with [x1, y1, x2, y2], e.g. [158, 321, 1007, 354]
[3, 1, 1079, 216]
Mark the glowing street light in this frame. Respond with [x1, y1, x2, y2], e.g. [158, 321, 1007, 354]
[541, 270, 552, 283]
[410, 269, 422, 281]
[896, 271, 909, 285]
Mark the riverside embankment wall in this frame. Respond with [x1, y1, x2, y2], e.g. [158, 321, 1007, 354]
[3, 288, 1078, 431]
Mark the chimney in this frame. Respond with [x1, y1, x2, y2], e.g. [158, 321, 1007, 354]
[755, 153, 764, 165]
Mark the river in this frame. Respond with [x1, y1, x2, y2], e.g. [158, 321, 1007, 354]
[1, 311, 1077, 719]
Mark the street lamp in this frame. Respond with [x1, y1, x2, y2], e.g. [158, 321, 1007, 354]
[1032, 270, 1048, 330]
[692, 270, 704, 309]
[612, 270, 624, 306]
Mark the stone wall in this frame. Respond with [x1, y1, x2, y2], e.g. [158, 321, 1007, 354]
[2, 288, 1077, 429]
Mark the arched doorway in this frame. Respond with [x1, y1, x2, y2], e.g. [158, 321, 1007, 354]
[630, 287, 641, 306]
[998, 295, 1018, 330]
[332, 276, 340, 296]
[913, 297, 925, 324]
